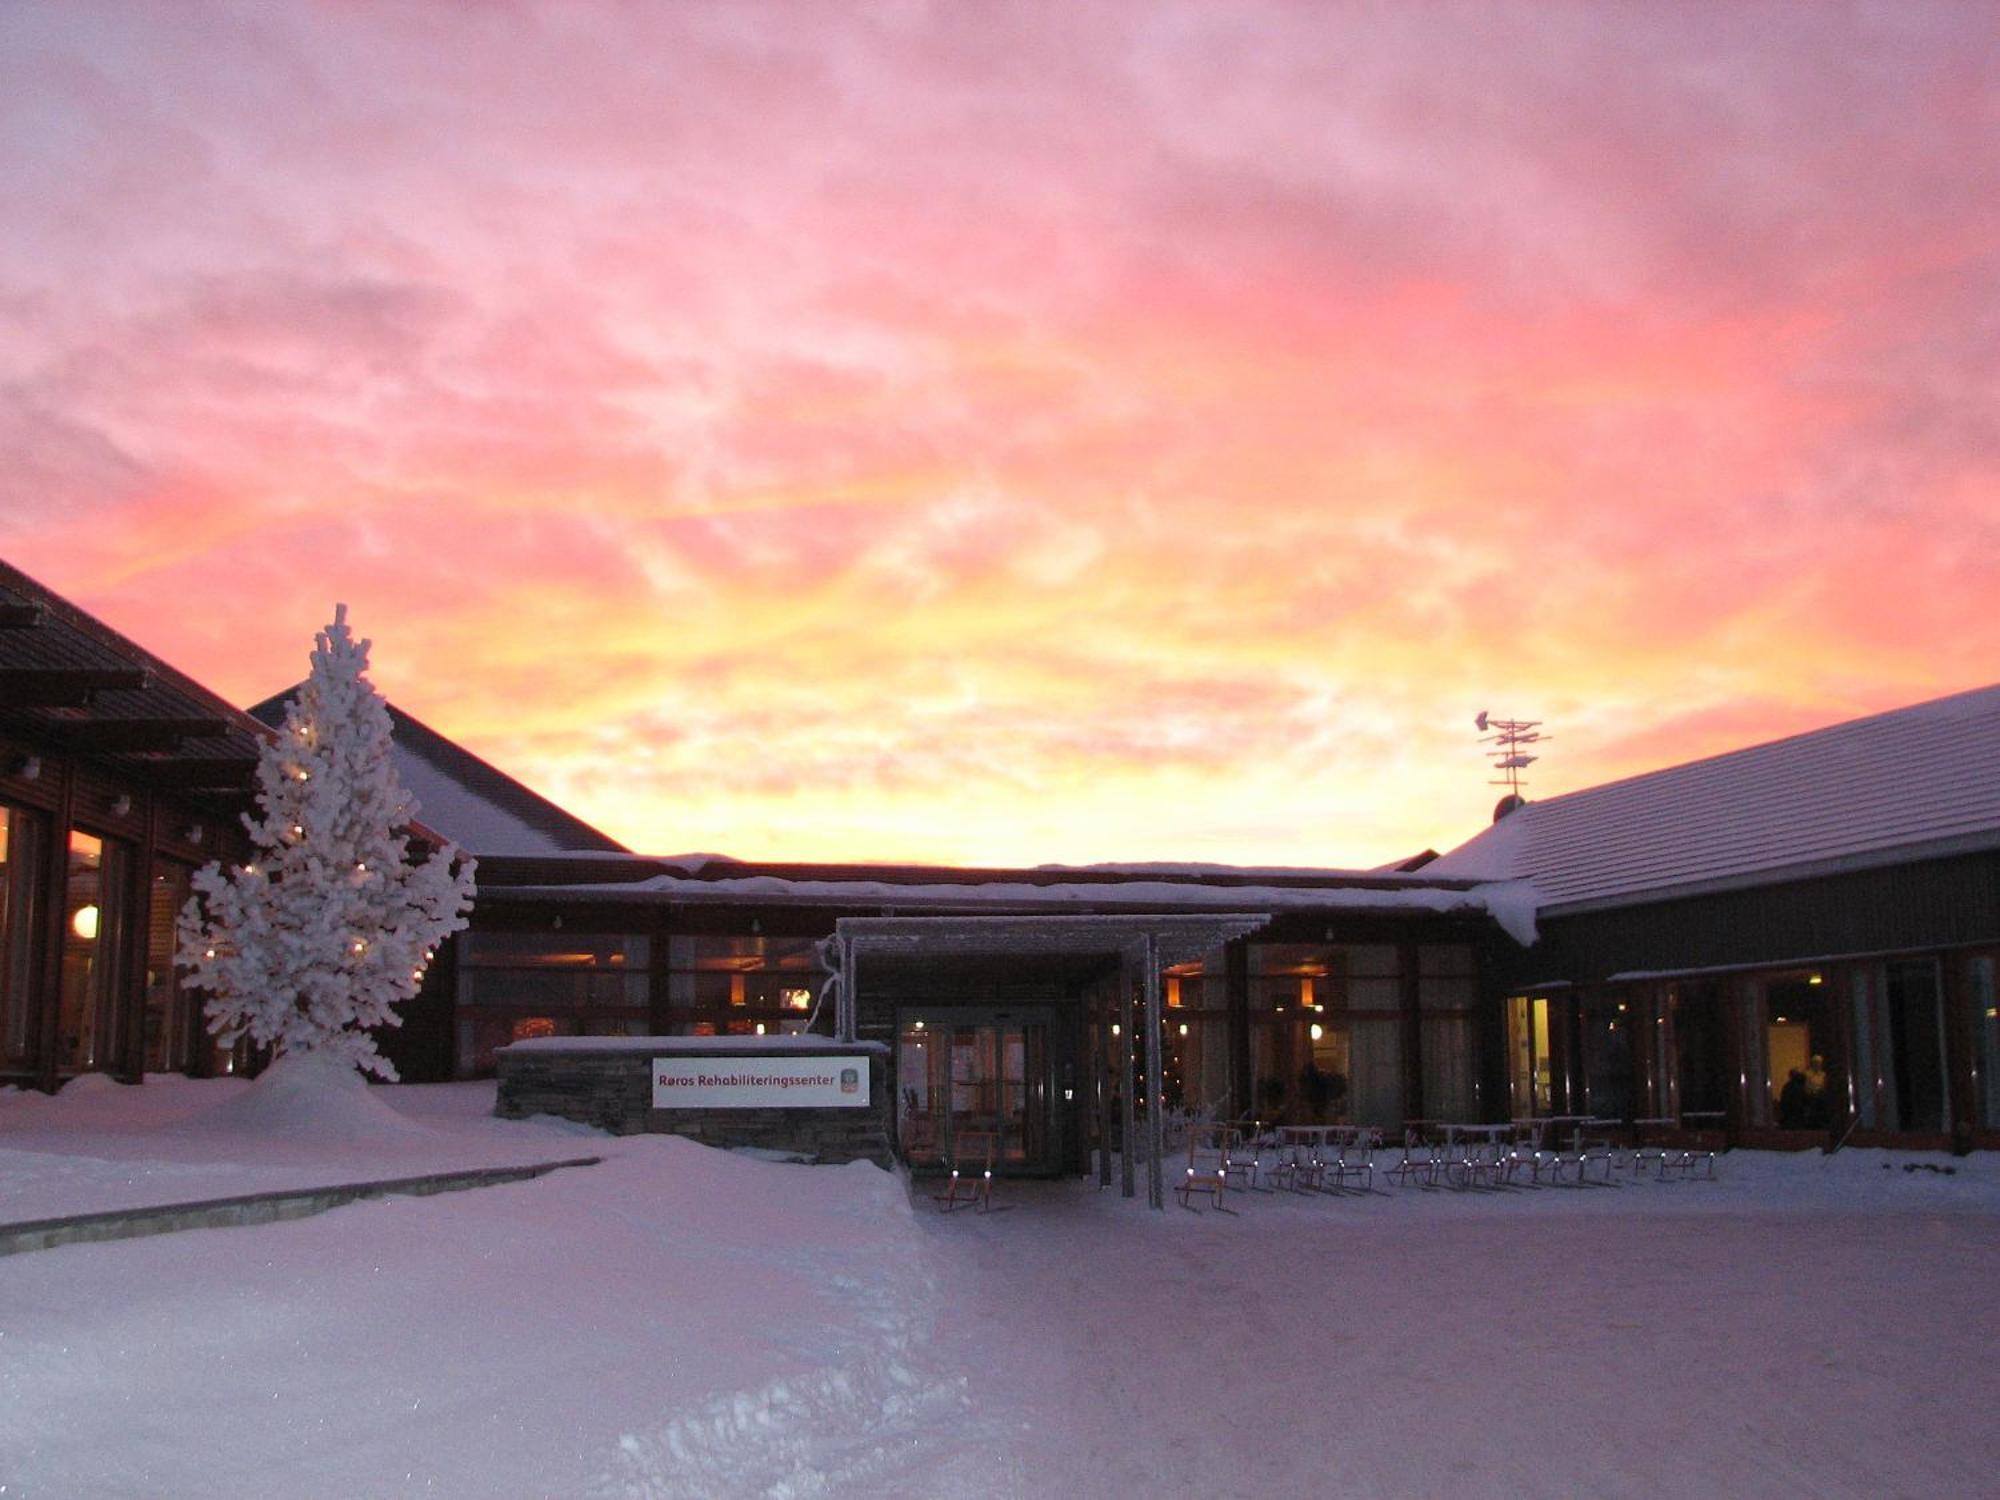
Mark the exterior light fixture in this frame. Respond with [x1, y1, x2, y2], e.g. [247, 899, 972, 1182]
[1309, 1023, 1324, 1041]
[72, 904, 100, 941]
[110, 795, 132, 818]
[1807, 974, 1824, 986]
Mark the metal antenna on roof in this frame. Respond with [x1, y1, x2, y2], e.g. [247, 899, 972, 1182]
[1474, 710, 1548, 808]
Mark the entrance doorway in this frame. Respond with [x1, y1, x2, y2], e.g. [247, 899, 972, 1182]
[895, 1008, 1064, 1175]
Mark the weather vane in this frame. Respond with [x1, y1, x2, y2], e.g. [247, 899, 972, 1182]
[1474, 710, 1548, 804]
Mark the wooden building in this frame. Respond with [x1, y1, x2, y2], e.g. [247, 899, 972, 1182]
[15, 563, 1998, 1165]
[1426, 684, 2000, 1152]
[441, 852, 1521, 1173]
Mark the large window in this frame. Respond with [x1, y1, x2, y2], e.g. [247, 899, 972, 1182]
[457, 930, 651, 1074]
[1758, 971, 1838, 1131]
[58, 829, 133, 1075]
[1669, 981, 1730, 1122]
[1848, 959, 1950, 1135]
[664, 934, 825, 1037]
[1, 805, 48, 1073]
[143, 860, 197, 1073]
[1577, 992, 1635, 1122]
[1247, 943, 1403, 1130]
[1507, 994, 1556, 1118]
[1162, 950, 1230, 1116]
[1966, 953, 1999, 1131]
[1418, 944, 1478, 1121]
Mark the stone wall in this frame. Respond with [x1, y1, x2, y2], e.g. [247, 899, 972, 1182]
[494, 1041, 894, 1167]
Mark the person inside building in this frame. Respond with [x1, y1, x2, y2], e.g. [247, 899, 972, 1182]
[1778, 1067, 1810, 1129]
[1802, 1054, 1831, 1129]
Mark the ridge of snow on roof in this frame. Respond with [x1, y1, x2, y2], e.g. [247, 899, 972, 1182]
[489, 868, 1542, 945]
[1427, 682, 2000, 912]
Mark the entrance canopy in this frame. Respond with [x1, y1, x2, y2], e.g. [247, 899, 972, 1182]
[828, 912, 1273, 1032]
[828, 912, 1272, 1208]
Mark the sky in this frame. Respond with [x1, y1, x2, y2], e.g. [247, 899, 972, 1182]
[2, 2, 1996, 869]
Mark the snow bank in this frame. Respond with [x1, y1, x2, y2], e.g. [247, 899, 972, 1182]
[181, 1052, 434, 1144]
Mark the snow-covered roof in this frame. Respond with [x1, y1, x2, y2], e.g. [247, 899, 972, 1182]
[1427, 682, 2000, 914]
[488, 866, 1541, 946]
[247, 691, 628, 858]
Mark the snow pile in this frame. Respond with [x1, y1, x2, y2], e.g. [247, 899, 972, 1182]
[175, 1052, 433, 1145]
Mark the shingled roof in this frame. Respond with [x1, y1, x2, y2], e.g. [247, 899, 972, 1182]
[1426, 682, 2000, 915]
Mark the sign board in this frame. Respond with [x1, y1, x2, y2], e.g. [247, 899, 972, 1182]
[652, 1056, 871, 1110]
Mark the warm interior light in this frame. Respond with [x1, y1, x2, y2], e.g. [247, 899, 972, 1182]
[71, 904, 99, 941]
[1807, 974, 1823, 986]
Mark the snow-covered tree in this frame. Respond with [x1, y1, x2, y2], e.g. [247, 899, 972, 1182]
[176, 605, 477, 1080]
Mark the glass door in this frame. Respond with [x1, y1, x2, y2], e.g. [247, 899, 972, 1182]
[896, 1009, 1053, 1172]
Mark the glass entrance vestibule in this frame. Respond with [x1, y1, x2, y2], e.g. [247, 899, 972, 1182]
[895, 1008, 1063, 1174]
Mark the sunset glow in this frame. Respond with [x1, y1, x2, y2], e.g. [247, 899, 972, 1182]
[3, 4, 1996, 867]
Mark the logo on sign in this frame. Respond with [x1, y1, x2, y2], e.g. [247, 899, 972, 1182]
[840, 1068, 859, 1094]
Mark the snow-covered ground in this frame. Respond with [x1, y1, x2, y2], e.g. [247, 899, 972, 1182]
[4, 1077, 1997, 1498]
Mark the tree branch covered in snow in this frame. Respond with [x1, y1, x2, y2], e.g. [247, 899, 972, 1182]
[175, 605, 477, 1080]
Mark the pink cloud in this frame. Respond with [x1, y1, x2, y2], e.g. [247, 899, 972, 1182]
[3, 2, 1996, 865]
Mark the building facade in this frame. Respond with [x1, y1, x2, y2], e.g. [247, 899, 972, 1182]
[9, 562, 1998, 1163]
[1427, 684, 2000, 1153]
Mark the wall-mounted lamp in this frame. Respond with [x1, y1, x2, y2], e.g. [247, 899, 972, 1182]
[111, 794, 132, 818]
[184, 822, 205, 845]
[8, 754, 39, 781]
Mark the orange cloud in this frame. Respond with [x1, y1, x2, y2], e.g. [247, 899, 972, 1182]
[4, 4, 1997, 867]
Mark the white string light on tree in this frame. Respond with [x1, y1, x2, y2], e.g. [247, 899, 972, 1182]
[176, 604, 478, 1079]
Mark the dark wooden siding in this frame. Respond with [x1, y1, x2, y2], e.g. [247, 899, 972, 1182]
[1500, 851, 2000, 988]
